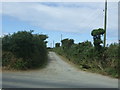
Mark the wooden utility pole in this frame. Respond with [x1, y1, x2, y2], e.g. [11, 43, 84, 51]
[61, 34, 62, 41]
[61, 34, 62, 46]
[50, 43, 52, 48]
[53, 40, 54, 48]
[103, 0, 107, 47]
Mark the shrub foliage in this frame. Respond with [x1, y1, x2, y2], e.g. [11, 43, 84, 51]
[2, 30, 48, 70]
[54, 28, 119, 78]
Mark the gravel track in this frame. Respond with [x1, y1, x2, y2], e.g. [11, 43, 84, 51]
[2, 52, 118, 88]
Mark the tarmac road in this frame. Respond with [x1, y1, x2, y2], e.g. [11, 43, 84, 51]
[2, 52, 118, 88]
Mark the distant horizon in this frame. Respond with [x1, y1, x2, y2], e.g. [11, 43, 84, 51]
[0, 30, 119, 48]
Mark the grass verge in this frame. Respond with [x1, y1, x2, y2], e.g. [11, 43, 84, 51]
[55, 52, 118, 78]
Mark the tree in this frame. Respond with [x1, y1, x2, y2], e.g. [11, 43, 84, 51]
[10, 31, 34, 59]
[55, 43, 60, 48]
[91, 28, 105, 51]
[61, 38, 74, 49]
[38, 34, 48, 41]
[33, 34, 48, 46]
[2, 34, 12, 51]
[2, 30, 48, 69]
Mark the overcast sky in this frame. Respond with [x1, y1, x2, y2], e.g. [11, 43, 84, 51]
[1, 2, 118, 47]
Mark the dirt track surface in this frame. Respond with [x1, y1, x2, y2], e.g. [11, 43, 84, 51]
[2, 52, 118, 88]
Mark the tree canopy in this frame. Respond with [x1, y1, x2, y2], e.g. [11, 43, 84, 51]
[91, 28, 105, 51]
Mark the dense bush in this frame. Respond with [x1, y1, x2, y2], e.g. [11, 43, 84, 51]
[2, 30, 48, 70]
[54, 28, 118, 78]
[54, 39, 119, 78]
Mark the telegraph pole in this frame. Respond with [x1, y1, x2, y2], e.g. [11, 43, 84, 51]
[53, 40, 54, 48]
[61, 34, 62, 46]
[103, 0, 107, 47]
[61, 34, 62, 41]
[50, 43, 52, 48]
